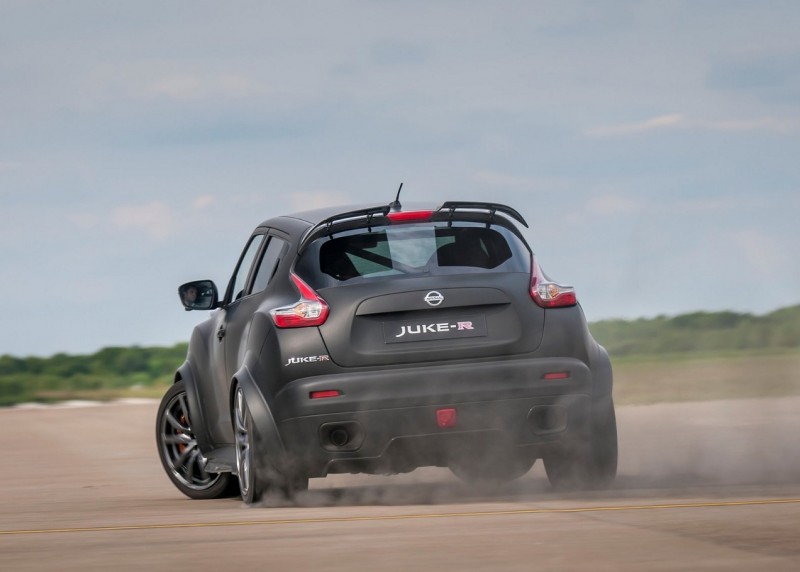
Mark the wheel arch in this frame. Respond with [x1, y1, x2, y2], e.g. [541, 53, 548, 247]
[229, 363, 289, 468]
[588, 342, 614, 400]
[174, 361, 214, 454]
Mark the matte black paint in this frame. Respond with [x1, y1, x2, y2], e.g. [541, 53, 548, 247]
[164, 201, 615, 489]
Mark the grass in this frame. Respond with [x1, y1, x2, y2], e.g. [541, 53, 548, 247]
[611, 351, 800, 405]
[20, 385, 172, 405]
[5, 351, 800, 407]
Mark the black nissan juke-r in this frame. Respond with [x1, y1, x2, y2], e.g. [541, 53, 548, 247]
[156, 199, 617, 503]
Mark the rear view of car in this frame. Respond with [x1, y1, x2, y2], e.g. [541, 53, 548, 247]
[156, 201, 617, 504]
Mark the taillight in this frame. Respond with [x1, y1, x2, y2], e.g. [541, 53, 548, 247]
[386, 210, 434, 223]
[270, 273, 329, 328]
[530, 257, 577, 308]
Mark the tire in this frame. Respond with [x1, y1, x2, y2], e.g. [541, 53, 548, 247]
[448, 436, 535, 485]
[450, 456, 535, 485]
[156, 380, 234, 499]
[544, 400, 618, 491]
[232, 385, 307, 504]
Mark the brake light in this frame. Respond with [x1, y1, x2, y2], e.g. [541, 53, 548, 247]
[530, 257, 577, 308]
[387, 210, 434, 223]
[270, 273, 330, 328]
[310, 390, 341, 399]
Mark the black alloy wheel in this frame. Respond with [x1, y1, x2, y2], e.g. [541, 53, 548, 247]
[156, 380, 234, 499]
[233, 384, 309, 505]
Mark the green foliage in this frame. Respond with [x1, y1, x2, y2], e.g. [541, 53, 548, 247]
[591, 305, 800, 358]
[0, 343, 188, 406]
[0, 305, 799, 407]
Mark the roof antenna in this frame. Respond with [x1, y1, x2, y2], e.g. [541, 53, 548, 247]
[389, 182, 403, 211]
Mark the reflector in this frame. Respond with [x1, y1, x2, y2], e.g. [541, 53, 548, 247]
[543, 372, 570, 380]
[436, 408, 458, 428]
[310, 390, 341, 399]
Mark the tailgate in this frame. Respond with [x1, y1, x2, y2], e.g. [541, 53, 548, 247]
[317, 273, 544, 367]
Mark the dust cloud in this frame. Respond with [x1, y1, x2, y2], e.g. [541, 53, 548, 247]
[248, 396, 800, 509]
[616, 396, 800, 489]
[10, 391, 800, 510]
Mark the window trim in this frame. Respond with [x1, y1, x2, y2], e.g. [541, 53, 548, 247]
[296, 221, 531, 289]
[224, 233, 267, 307]
[250, 234, 288, 296]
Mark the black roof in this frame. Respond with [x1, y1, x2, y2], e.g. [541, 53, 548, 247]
[262, 201, 528, 253]
[262, 202, 434, 227]
[265, 200, 527, 228]
[256, 201, 529, 253]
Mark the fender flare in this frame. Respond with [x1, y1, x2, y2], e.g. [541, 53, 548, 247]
[230, 364, 290, 471]
[589, 342, 614, 400]
[174, 361, 214, 454]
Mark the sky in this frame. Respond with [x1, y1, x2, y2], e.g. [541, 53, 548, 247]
[1, 1, 799, 357]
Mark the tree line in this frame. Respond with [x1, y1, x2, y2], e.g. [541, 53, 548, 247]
[590, 305, 800, 357]
[0, 344, 187, 406]
[1, 305, 798, 406]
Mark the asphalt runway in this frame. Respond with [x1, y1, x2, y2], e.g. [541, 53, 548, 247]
[1, 397, 799, 571]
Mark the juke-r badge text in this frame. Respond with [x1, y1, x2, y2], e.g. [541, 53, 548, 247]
[285, 355, 330, 367]
[395, 321, 474, 338]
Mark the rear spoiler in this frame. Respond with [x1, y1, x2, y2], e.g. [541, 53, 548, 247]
[439, 202, 528, 228]
[298, 201, 529, 254]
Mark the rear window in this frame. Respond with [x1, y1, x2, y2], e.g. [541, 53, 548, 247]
[296, 222, 530, 288]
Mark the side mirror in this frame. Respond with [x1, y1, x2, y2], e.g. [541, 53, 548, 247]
[178, 280, 218, 311]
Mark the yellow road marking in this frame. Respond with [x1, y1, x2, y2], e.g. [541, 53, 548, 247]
[2, 498, 799, 536]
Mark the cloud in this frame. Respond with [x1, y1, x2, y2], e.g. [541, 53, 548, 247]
[694, 117, 799, 134]
[586, 194, 640, 216]
[145, 73, 264, 101]
[729, 229, 789, 276]
[369, 41, 430, 66]
[111, 202, 175, 240]
[67, 212, 101, 230]
[473, 170, 532, 189]
[0, 161, 22, 172]
[707, 52, 800, 102]
[587, 113, 800, 137]
[192, 194, 215, 210]
[560, 192, 641, 226]
[586, 114, 684, 137]
[671, 196, 757, 214]
[290, 191, 351, 212]
[472, 171, 571, 193]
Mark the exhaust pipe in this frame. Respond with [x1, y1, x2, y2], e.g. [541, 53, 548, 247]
[329, 427, 350, 447]
[319, 421, 363, 451]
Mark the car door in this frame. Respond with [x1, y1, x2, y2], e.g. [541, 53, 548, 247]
[223, 232, 288, 383]
[206, 233, 267, 444]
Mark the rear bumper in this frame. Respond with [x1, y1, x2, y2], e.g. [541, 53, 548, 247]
[272, 357, 596, 477]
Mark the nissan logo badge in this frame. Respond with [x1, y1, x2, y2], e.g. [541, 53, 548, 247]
[424, 291, 444, 307]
